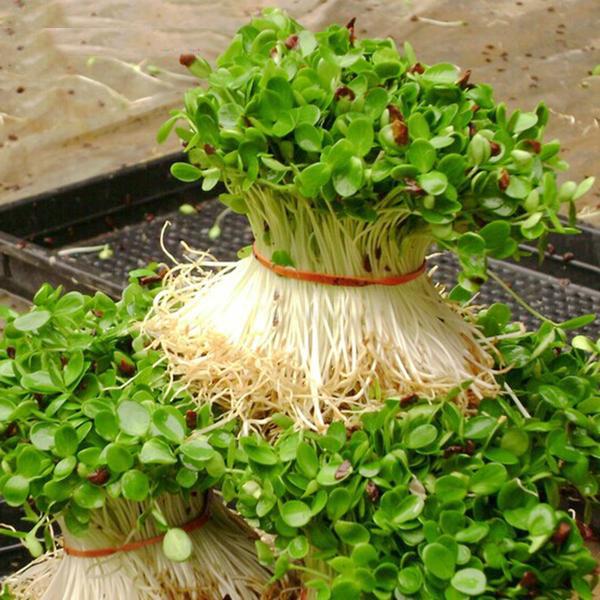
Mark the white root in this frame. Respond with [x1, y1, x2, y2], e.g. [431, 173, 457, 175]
[143, 187, 499, 434]
[4, 493, 269, 600]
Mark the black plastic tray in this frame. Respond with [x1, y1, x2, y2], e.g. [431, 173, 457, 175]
[0, 152, 598, 574]
[0, 499, 33, 577]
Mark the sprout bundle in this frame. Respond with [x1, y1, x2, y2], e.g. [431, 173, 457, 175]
[147, 9, 592, 431]
[0, 276, 268, 599]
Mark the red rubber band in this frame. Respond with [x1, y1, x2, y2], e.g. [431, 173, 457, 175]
[63, 506, 210, 558]
[252, 243, 426, 287]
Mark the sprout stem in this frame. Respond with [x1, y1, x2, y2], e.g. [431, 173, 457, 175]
[488, 269, 554, 325]
[416, 16, 467, 27]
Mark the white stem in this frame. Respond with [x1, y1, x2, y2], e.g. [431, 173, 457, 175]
[503, 381, 532, 419]
[57, 245, 108, 256]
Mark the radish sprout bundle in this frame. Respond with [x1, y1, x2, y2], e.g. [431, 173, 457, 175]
[4, 493, 265, 600]
[147, 9, 591, 431]
[0, 279, 268, 599]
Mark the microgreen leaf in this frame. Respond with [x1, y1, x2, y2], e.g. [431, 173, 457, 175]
[163, 528, 193, 562]
[451, 568, 487, 596]
[281, 500, 312, 528]
[117, 401, 150, 437]
[13, 310, 51, 332]
[170, 162, 203, 182]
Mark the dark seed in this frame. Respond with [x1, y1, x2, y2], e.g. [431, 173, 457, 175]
[335, 460, 352, 480]
[444, 440, 475, 458]
[346, 17, 356, 45]
[60, 355, 68, 367]
[387, 104, 404, 123]
[186, 410, 197, 429]
[4, 422, 18, 438]
[392, 120, 409, 145]
[576, 519, 594, 541]
[204, 143, 216, 155]
[563, 252, 574, 263]
[520, 571, 537, 589]
[457, 69, 472, 88]
[403, 178, 423, 195]
[140, 270, 167, 286]
[345, 424, 360, 439]
[408, 62, 425, 74]
[525, 139, 541, 153]
[88, 467, 110, 486]
[365, 481, 380, 502]
[387, 104, 408, 145]
[284, 34, 299, 50]
[498, 169, 510, 191]
[468, 123, 476, 137]
[6, 347, 15, 359]
[444, 444, 464, 458]
[119, 359, 136, 377]
[179, 53, 196, 67]
[334, 86, 355, 101]
[489, 141, 501, 156]
[16, 86, 24, 93]
[551, 522, 571, 546]
[546, 243, 556, 255]
[400, 393, 418, 407]
[363, 255, 372, 273]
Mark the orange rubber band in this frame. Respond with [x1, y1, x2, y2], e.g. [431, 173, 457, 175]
[63, 505, 211, 558]
[252, 243, 426, 287]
